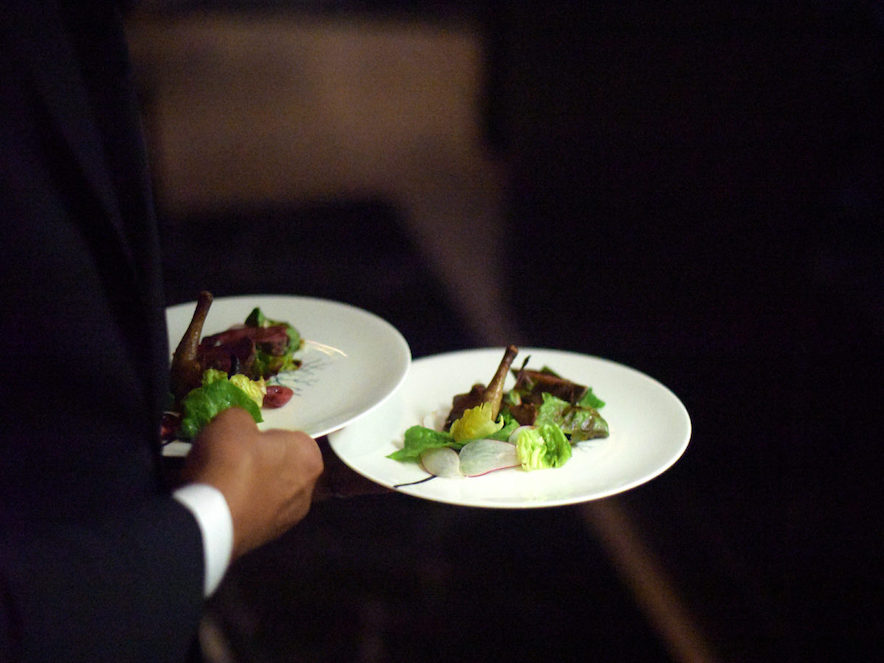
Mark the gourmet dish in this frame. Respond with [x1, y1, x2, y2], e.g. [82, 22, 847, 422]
[162, 291, 303, 441]
[388, 345, 610, 480]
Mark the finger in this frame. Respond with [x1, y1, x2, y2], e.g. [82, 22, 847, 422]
[204, 406, 260, 433]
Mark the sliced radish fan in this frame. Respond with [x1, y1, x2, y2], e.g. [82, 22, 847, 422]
[420, 439, 520, 478]
[420, 446, 462, 477]
[458, 439, 519, 476]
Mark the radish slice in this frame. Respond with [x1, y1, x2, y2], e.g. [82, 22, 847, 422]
[459, 439, 519, 476]
[420, 447, 462, 477]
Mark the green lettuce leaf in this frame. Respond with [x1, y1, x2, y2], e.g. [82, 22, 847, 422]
[449, 403, 504, 442]
[387, 426, 461, 462]
[577, 387, 605, 410]
[515, 423, 572, 470]
[201, 369, 266, 408]
[245, 307, 302, 377]
[245, 306, 301, 352]
[535, 393, 609, 442]
[489, 411, 520, 441]
[179, 379, 263, 440]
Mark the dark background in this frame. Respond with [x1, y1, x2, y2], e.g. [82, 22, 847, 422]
[147, 2, 881, 661]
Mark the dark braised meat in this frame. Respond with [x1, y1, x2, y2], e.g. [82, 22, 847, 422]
[196, 335, 256, 375]
[443, 345, 518, 430]
[512, 369, 588, 404]
[507, 401, 539, 426]
[198, 324, 291, 356]
[507, 368, 591, 426]
[195, 323, 292, 377]
[443, 383, 486, 431]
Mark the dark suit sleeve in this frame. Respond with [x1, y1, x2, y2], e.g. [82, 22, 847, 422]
[0, 503, 205, 663]
[1, 2, 209, 661]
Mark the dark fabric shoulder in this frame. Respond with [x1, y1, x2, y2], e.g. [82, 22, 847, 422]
[0, 0, 167, 525]
[1, 7, 203, 662]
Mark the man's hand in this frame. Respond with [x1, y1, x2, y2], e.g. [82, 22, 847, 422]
[181, 407, 323, 559]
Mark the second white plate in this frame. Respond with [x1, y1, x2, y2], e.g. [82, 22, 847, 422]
[328, 347, 691, 508]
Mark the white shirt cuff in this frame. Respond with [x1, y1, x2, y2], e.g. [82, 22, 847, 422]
[172, 483, 234, 596]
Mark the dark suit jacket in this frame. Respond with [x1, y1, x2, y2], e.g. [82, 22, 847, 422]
[1, 2, 205, 660]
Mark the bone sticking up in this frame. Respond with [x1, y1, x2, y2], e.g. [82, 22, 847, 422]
[443, 344, 519, 430]
[483, 344, 519, 420]
[170, 290, 213, 404]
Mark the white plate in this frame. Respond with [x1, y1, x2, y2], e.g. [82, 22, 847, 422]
[163, 295, 410, 455]
[328, 347, 691, 508]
